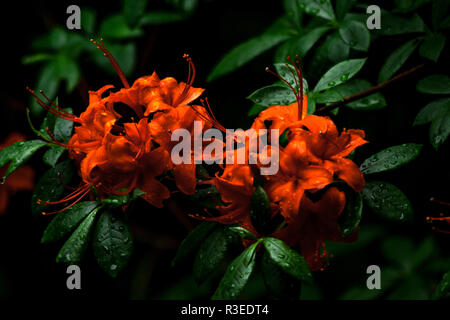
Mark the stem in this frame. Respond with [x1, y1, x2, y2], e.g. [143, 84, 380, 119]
[317, 64, 425, 113]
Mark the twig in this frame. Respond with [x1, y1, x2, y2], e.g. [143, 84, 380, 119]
[317, 64, 425, 113]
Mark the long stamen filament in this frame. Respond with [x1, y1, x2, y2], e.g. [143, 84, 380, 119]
[91, 38, 130, 89]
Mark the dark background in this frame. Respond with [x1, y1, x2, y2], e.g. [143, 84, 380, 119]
[0, 0, 448, 299]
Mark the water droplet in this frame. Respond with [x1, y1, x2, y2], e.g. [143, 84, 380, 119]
[328, 81, 336, 87]
[110, 264, 117, 271]
[340, 74, 349, 82]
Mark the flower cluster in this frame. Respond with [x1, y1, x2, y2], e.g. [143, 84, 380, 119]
[29, 42, 210, 212]
[199, 60, 367, 270]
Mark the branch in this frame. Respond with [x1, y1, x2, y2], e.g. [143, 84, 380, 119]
[317, 64, 425, 113]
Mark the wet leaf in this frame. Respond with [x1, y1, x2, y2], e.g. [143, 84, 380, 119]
[212, 240, 260, 300]
[42, 201, 98, 243]
[56, 208, 99, 264]
[314, 58, 366, 92]
[360, 143, 422, 174]
[362, 181, 413, 222]
[263, 237, 312, 283]
[417, 75, 450, 94]
[378, 39, 420, 83]
[92, 209, 134, 277]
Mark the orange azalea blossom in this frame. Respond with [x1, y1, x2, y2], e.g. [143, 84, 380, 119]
[197, 58, 367, 270]
[0, 133, 35, 214]
[28, 41, 209, 212]
[299, 187, 358, 270]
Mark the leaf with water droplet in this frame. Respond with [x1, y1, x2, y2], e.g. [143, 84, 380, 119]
[56, 208, 99, 264]
[0, 139, 48, 180]
[362, 181, 413, 222]
[297, 0, 335, 20]
[42, 201, 98, 243]
[261, 250, 302, 299]
[262, 237, 312, 283]
[314, 58, 366, 92]
[31, 160, 75, 216]
[193, 227, 235, 283]
[92, 209, 133, 277]
[360, 143, 422, 175]
[212, 240, 261, 300]
[247, 84, 297, 107]
[339, 20, 370, 52]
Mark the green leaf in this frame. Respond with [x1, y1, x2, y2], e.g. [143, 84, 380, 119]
[283, 0, 303, 29]
[247, 85, 296, 107]
[419, 33, 446, 62]
[274, 26, 330, 62]
[362, 181, 413, 222]
[432, 271, 450, 300]
[429, 105, 450, 149]
[228, 226, 257, 240]
[42, 145, 66, 167]
[207, 18, 293, 82]
[56, 56, 80, 93]
[54, 107, 74, 142]
[262, 251, 302, 300]
[91, 42, 136, 77]
[250, 186, 272, 235]
[42, 201, 98, 243]
[414, 98, 450, 125]
[263, 237, 312, 283]
[56, 208, 99, 264]
[338, 186, 363, 237]
[193, 227, 230, 283]
[339, 20, 370, 51]
[99, 14, 143, 39]
[212, 240, 260, 300]
[308, 32, 349, 77]
[298, 0, 335, 20]
[0, 140, 47, 181]
[30, 62, 61, 116]
[336, 0, 356, 21]
[360, 143, 422, 175]
[139, 11, 185, 25]
[417, 75, 450, 94]
[172, 222, 217, 266]
[376, 13, 425, 35]
[378, 39, 419, 83]
[92, 210, 134, 277]
[123, 0, 147, 28]
[314, 58, 366, 92]
[31, 160, 75, 216]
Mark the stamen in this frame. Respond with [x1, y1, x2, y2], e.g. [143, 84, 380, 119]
[41, 187, 91, 215]
[91, 38, 130, 89]
[26, 87, 82, 123]
[174, 54, 197, 106]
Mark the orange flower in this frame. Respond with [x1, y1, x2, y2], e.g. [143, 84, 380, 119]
[0, 133, 35, 214]
[288, 115, 367, 192]
[298, 187, 357, 271]
[28, 42, 208, 212]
